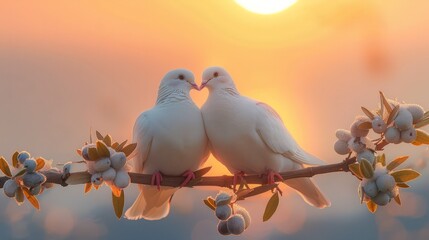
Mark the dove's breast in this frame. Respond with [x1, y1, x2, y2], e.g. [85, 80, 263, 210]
[143, 102, 208, 175]
[202, 95, 285, 174]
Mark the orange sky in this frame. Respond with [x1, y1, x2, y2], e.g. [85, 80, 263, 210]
[1, 1, 429, 239]
[2, 0, 428, 176]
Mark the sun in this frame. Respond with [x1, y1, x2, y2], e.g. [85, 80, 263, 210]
[235, 0, 297, 15]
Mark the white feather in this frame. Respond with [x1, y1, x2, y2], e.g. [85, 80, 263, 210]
[125, 69, 209, 220]
[201, 66, 330, 208]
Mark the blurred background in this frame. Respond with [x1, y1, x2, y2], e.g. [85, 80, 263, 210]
[1, 0, 429, 239]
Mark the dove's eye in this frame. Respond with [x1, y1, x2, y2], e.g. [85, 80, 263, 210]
[178, 74, 185, 80]
[213, 72, 219, 77]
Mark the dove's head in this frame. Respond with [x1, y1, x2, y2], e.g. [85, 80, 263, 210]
[160, 69, 199, 91]
[201, 66, 235, 91]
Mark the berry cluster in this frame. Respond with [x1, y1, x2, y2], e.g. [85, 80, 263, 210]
[334, 92, 426, 212]
[205, 191, 251, 236]
[80, 140, 131, 190]
[2, 151, 52, 209]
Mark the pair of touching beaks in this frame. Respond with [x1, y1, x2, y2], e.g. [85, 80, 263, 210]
[190, 80, 209, 91]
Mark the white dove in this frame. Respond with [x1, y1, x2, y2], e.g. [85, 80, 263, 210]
[200, 66, 330, 208]
[125, 69, 209, 220]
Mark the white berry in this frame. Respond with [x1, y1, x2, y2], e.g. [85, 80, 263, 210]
[30, 185, 42, 195]
[400, 128, 417, 143]
[227, 215, 246, 235]
[23, 158, 37, 173]
[215, 192, 232, 206]
[384, 127, 401, 144]
[215, 204, 232, 220]
[102, 168, 117, 181]
[110, 152, 127, 170]
[372, 192, 391, 206]
[394, 109, 413, 131]
[404, 104, 425, 123]
[3, 179, 19, 198]
[114, 170, 130, 189]
[387, 186, 399, 198]
[372, 116, 387, 134]
[94, 158, 111, 172]
[335, 129, 352, 142]
[350, 116, 371, 137]
[217, 220, 231, 235]
[81, 144, 95, 161]
[348, 138, 366, 153]
[375, 174, 396, 192]
[234, 205, 251, 229]
[362, 180, 378, 198]
[17, 151, 31, 164]
[23, 172, 46, 188]
[356, 149, 375, 165]
[334, 140, 351, 155]
[91, 173, 103, 186]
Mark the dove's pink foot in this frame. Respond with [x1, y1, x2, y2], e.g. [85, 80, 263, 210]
[232, 171, 245, 192]
[151, 171, 163, 191]
[267, 169, 284, 195]
[180, 170, 196, 188]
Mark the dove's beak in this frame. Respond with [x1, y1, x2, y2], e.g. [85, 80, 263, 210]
[200, 81, 207, 90]
[190, 83, 200, 91]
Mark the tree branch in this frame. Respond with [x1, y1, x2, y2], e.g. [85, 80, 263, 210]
[0, 157, 357, 189]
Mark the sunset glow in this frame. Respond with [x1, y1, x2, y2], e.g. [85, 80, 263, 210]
[235, 0, 297, 14]
[1, 0, 429, 239]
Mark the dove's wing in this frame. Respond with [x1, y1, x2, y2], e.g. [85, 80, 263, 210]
[255, 102, 324, 165]
[132, 112, 153, 174]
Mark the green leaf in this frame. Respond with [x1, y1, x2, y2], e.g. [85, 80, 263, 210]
[366, 200, 377, 213]
[121, 143, 137, 157]
[263, 191, 279, 222]
[380, 91, 392, 114]
[386, 156, 409, 171]
[386, 104, 400, 125]
[415, 129, 429, 144]
[391, 169, 420, 183]
[13, 169, 26, 178]
[396, 182, 410, 188]
[84, 183, 92, 194]
[15, 187, 24, 205]
[415, 118, 429, 128]
[87, 147, 100, 161]
[358, 121, 372, 130]
[12, 151, 19, 168]
[358, 185, 365, 204]
[194, 166, 212, 178]
[103, 134, 112, 147]
[96, 131, 104, 140]
[361, 106, 375, 120]
[376, 154, 386, 166]
[112, 190, 125, 219]
[35, 158, 45, 171]
[349, 163, 363, 179]
[111, 142, 119, 149]
[0, 157, 12, 177]
[22, 187, 40, 210]
[116, 140, 128, 151]
[394, 194, 401, 205]
[359, 159, 374, 179]
[203, 198, 216, 211]
[96, 140, 110, 158]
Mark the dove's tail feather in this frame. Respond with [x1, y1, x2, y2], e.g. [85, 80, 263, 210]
[125, 186, 177, 220]
[288, 148, 326, 166]
[284, 178, 331, 208]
